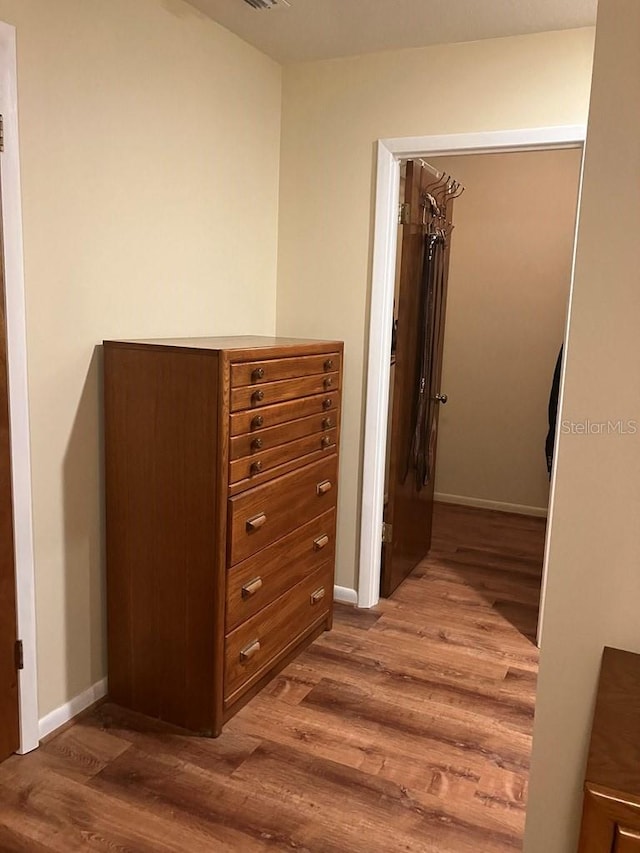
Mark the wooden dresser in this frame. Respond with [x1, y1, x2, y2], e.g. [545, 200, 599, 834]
[578, 647, 640, 852]
[103, 336, 343, 736]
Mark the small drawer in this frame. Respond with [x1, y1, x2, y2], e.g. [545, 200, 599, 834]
[230, 428, 338, 485]
[226, 508, 336, 631]
[227, 456, 338, 566]
[231, 353, 340, 387]
[224, 562, 333, 702]
[230, 392, 340, 436]
[230, 372, 340, 412]
[230, 411, 339, 460]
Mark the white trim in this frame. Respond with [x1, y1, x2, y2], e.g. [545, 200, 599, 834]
[0, 23, 39, 753]
[38, 678, 108, 741]
[359, 126, 587, 612]
[434, 493, 548, 518]
[334, 585, 358, 606]
[359, 140, 400, 609]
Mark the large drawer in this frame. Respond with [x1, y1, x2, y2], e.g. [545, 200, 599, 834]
[226, 508, 336, 632]
[230, 391, 340, 436]
[230, 411, 338, 460]
[224, 562, 332, 702]
[231, 353, 340, 388]
[227, 455, 338, 566]
[230, 372, 340, 412]
[229, 427, 338, 485]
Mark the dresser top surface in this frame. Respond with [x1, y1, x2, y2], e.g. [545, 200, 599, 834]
[585, 647, 640, 796]
[104, 336, 342, 357]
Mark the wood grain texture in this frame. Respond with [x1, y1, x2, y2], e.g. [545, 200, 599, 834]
[230, 372, 340, 412]
[227, 455, 338, 565]
[226, 508, 336, 631]
[225, 563, 333, 702]
[382, 160, 432, 598]
[230, 391, 340, 435]
[577, 648, 640, 852]
[104, 345, 220, 734]
[231, 352, 341, 387]
[0, 503, 544, 851]
[105, 338, 342, 738]
[0, 200, 19, 762]
[616, 826, 640, 853]
[229, 426, 338, 485]
[230, 410, 339, 460]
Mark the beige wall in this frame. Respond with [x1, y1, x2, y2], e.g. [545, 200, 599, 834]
[525, 0, 640, 849]
[276, 28, 595, 591]
[0, 0, 281, 716]
[429, 150, 582, 514]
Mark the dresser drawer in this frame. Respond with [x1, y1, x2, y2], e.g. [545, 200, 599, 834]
[230, 372, 340, 412]
[226, 509, 336, 632]
[227, 455, 338, 566]
[230, 428, 338, 485]
[615, 827, 640, 853]
[230, 392, 339, 436]
[230, 411, 338, 460]
[225, 562, 332, 702]
[231, 353, 340, 387]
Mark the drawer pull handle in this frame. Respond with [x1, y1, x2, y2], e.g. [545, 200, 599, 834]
[322, 398, 333, 410]
[317, 480, 332, 496]
[242, 577, 263, 598]
[322, 417, 333, 429]
[246, 512, 267, 532]
[251, 367, 265, 381]
[250, 461, 263, 476]
[252, 390, 264, 405]
[240, 639, 261, 661]
[324, 377, 333, 389]
[251, 437, 263, 451]
[324, 359, 334, 371]
[313, 534, 329, 551]
[251, 415, 264, 429]
[310, 588, 326, 605]
[321, 435, 332, 449]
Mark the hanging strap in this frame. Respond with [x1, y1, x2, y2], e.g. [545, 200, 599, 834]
[407, 231, 446, 490]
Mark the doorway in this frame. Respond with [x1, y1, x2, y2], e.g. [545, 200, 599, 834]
[359, 127, 586, 641]
[380, 147, 582, 608]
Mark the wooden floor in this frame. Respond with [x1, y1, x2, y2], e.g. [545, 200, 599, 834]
[0, 503, 546, 852]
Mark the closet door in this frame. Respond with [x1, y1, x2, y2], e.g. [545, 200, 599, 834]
[381, 160, 453, 598]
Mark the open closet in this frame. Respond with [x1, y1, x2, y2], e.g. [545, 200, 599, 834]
[381, 149, 583, 637]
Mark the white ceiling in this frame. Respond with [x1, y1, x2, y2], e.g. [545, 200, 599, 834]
[186, 0, 597, 63]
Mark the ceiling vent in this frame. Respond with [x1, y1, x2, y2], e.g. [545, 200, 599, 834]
[243, 0, 289, 9]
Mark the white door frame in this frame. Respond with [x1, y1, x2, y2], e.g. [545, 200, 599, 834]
[0, 21, 39, 753]
[358, 126, 587, 633]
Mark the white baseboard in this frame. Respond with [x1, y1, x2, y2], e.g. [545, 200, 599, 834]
[334, 585, 358, 605]
[38, 677, 108, 741]
[434, 492, 548, 518]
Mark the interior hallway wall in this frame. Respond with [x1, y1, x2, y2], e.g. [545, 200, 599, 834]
[526, 0, 640, 849]
[0, 0, 281, 718]
[276, 27, 595, 593]
[428, 149, 582, 515]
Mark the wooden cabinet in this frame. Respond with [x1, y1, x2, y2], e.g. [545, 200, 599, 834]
[103, 336, 343, 736]
[578, 648, 640, 852]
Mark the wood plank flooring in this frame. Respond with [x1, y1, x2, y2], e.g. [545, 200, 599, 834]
[0, 502, 546, 852]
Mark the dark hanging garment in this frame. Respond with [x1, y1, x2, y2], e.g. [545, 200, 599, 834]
[546, 346, 563, 476]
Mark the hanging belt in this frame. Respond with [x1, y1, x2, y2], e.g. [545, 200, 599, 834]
[406, 231, 446, 490]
